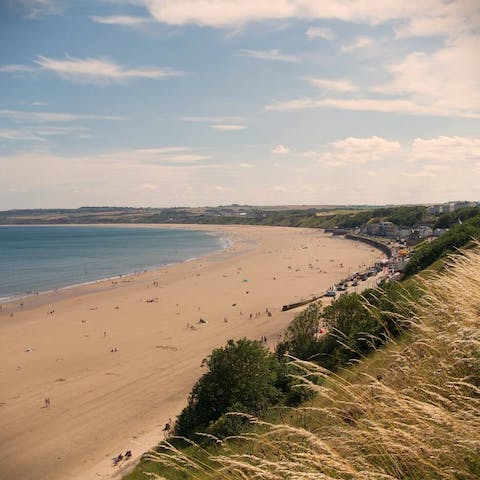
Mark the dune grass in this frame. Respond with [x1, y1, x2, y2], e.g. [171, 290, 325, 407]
[126, 244, 480, 480]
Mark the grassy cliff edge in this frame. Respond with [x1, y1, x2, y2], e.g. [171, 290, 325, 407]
[126, 244, 480, 480]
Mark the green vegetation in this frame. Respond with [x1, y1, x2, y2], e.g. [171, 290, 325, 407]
[433, 205, 480, 228]
[125, 246, 480, 480]
[125, 280, 423, 479]
[404, 213, 480, 276]
[277, 282, 419, 371]
[174, 339, 287, 440]
[326, 205, 429, 229]
[246, 205, 430, 229]
[0, 204, 432, 229]
[172, 282, 419, 444]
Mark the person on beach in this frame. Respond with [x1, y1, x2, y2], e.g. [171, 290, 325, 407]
[163, 418, 172, 433]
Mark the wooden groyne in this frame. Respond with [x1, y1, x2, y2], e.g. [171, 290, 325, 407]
[282, 295, 324, 311]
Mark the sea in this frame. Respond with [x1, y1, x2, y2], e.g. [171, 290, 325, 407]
[0, 225, 227, 302]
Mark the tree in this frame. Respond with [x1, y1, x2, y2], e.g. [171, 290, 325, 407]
[174, 338, 283, 438]
[276, 304, 322, 360]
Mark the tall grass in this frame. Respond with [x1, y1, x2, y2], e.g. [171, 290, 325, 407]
[142, 245, 480, 480]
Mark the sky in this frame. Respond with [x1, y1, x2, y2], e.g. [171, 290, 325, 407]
[0, 0, 479, 209]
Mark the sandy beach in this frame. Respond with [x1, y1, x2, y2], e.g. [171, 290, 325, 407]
[0, 225, 384, 480]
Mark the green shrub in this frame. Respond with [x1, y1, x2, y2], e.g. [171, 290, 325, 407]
[277, 283, 418, 372]
[276, 304, 323, 361]
[174, 338, 284, 438]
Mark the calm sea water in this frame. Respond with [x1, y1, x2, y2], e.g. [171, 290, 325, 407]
[0, 226, 226, 301]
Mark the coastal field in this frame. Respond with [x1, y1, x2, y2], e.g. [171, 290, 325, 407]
[0, 225, 383, 480]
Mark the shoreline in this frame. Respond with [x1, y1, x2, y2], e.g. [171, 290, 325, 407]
[0, 224, 235, 309]
[0, 225, 385, 480]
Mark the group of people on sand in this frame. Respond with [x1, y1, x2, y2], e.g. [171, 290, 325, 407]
[249, 307, 272, 319]
[113, 450, 132, 466]
[44, 397, 51, 407]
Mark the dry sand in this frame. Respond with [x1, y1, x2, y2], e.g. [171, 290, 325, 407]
[0, 225, 384, 480]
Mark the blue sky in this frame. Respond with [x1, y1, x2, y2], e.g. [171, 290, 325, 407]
[1, 0, 479, 208]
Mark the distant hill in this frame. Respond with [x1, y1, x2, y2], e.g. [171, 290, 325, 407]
[0, 204, 428, 227]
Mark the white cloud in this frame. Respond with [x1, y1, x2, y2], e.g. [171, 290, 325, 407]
[209, 124, 247, 131]
[13, 1, 480, 40]
[182, 117, 248, 131]
[0, 148, 225, 208]
[401, 163, 451, 178]
[270, 184, 314, 194]
[0, 64, 36, 73]
[0, 109, 123, 122]
[266, 95, 480, 119]
[139, 183, 159, 191]
[300, 136, 401, 166]
[1, 55, 184, 85]
[341, 36, 374, 52]
[34, 55, 184, 85]
[33, 125, 89, 136]
[238, 49, 299, 63]
[239, 162, 254, 168]
[411, 136, 480, 162]
[306, 77, 358, 92]
[13, 0, 63, 18]
[265, 97, 478, 117]
[374, 35, 480, 118]
[182, 116, 244, 123]
[305, 26, 336, 40]
[0, 125, 90, 142]
[91, 16, 153, 26]
[141, 0, 297, 27]
[394, 2, 480, 38]
[272, 144, 290, 155]
[0, 129, 44, 141]
[126, 0, 478, 39]
[97, 147, 211, 164]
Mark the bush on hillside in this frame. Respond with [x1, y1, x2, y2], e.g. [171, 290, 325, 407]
[174, 338, 285, 439]
[276, 304, 322, 361]
[277, 283, 417, 372]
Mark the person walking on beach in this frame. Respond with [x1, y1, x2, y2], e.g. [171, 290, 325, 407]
[163, 418, 173, 434]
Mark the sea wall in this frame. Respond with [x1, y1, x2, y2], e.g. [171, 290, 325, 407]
[344, 234, 392, 258]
